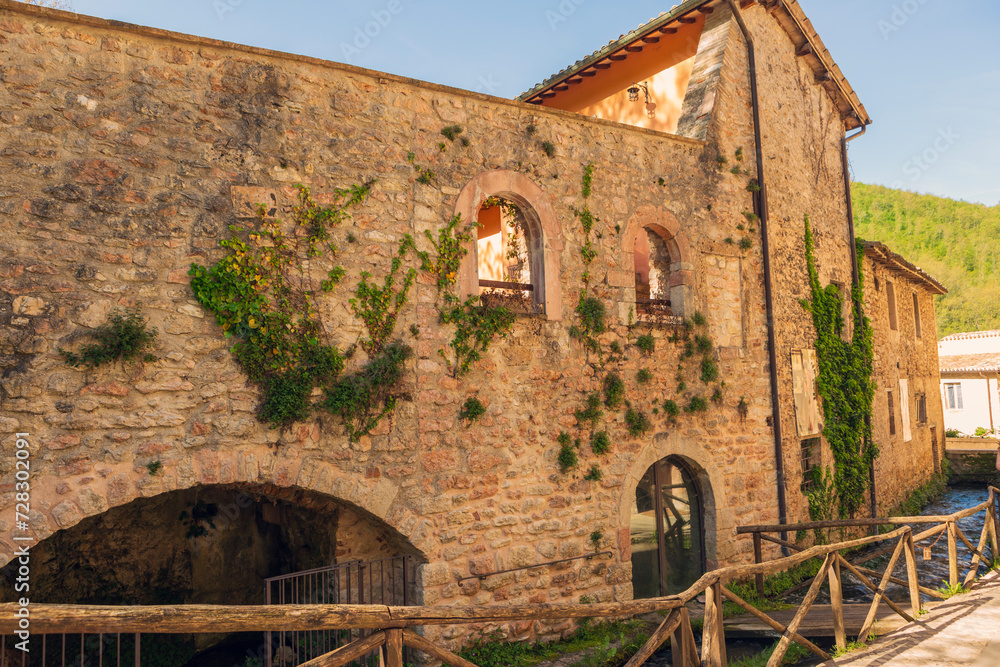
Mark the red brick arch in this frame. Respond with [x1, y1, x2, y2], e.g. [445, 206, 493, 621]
[453, 170, 564, 321]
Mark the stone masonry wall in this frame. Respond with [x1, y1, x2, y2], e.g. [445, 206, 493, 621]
[0, 0, 927, 648]
[865, 260, 945, 511]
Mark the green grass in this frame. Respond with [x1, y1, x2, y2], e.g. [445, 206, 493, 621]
[729, 641, 810, 667]
[934, 580, 967, 598]
[457, 620, 648, 667]
[832, 641, 866, 658]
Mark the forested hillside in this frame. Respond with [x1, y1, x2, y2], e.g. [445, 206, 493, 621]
[852, 183, 1000, 338]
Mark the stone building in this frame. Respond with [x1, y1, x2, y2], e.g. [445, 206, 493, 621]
[0, 0, 947, 651]
[862, 242, 947, 514]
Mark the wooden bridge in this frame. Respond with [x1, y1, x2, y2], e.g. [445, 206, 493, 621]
[1, 486, 997, 667]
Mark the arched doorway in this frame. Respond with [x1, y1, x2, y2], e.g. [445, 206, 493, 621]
[630, 456, 706, 597]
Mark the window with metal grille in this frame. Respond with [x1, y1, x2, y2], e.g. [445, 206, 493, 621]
[887, 280, 898, 331]
[800, 437, 821, 492]
[916, 393, 927, 424]
[887, 390, 896, 436]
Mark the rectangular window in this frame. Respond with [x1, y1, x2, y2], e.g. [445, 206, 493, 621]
[916, 393, 927, 424]
[945, 383, 964, 410]
[887, 280, 898, 331]
[913, 293, 922, 339]
[887, 390, 896, 436]
[900, 379, 912, 442]
[833, 282, 851, 341]
[800, 437, 821, 492]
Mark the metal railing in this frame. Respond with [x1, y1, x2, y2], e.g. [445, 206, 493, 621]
[264, 556, 416, 667]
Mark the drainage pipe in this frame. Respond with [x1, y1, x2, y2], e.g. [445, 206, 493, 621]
[724, 0, 790, 553]
[841, 124, 874, 522]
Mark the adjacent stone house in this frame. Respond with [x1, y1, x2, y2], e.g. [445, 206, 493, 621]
[937, 330, 1000, 437]
[0, 0, 947, 650]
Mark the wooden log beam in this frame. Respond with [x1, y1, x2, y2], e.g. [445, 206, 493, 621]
[856, 538, 908, 644]
[671, 608, 699, 667]
[836, 556, 916, 622]
[721, 587, 829, 661]
[701, 582, 725, 667]
[622, 609, 682, 667]
[299, 632, 386, 667]
[766, 555, 833, 667]
[849, 563, 946, 600]
[960, 520, 991, 588]
[948, 521, 960, 588]
[828, 557, 846, 651]
[402, 630, 480, 667]
[737, 500, 995, 533]
[386, 629, 403, 667]
[852, 523, 948, 566]
[904, 533, 922, 618]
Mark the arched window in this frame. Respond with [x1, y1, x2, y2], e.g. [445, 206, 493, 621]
[624, 206, 691, 322]
[476, 197, 540, 314]
[634, 227, 674, 317]
[454, 171, 563, 321]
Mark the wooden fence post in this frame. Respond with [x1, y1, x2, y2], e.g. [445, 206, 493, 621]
[701, 581, 726, 667]
[385, 629, 403, 667]
[903, 532, 922, 618]
[827, 554, 846, 651]
[671, 607, 699, 667]
[947, 520, 959, 588]
[753, 532, 764, 597]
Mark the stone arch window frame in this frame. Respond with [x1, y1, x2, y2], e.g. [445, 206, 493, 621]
[622, 205, 694, 321]
[454, 170, 563, 321]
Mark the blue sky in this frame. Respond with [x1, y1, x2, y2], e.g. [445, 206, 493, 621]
[64, 0, 1000, 207]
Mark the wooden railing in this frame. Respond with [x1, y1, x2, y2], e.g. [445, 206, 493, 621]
[2, 487, 997, 667]
[739, 485, 1000, 596]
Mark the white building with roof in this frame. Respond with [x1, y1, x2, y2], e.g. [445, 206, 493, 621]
[938, 331, 1000, 436]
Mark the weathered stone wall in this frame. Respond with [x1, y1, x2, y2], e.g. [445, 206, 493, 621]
[865, 261, 947, 510]
[0, 0, 929, 647]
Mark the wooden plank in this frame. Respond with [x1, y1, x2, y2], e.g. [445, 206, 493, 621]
[300, 632, 386, 667]
[622, 609, 682, 667]
[402, 630, 480, 667]
[721, 587, 828, 660]
[767, 555, 832, 667]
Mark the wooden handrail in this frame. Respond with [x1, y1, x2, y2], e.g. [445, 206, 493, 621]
[0, 490, 995, 667]
[737, 487, 997, 535]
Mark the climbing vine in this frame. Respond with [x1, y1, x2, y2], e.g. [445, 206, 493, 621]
[800, 216, 876, 517]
